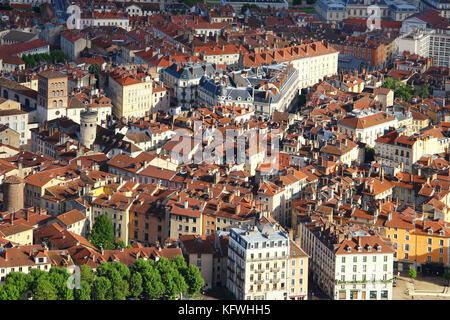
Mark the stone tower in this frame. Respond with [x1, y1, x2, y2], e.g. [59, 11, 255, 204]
[80, 107, 98, 149]
[2, 175, 24, 213]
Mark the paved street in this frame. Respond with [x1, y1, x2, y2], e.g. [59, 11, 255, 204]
[308, 275, 331, 300]
[393, 274, 450, 300]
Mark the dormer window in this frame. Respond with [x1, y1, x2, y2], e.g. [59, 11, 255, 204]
[367, 246, 372, 252]
[358, 246, 362, 252]
[428, 229, 433, 235]
[347, 247, 352, 253]
[440, 230, 445, 236]
[377, 245, 382, 252]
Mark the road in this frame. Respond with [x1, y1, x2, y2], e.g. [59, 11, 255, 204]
[308, 274, 331, 300]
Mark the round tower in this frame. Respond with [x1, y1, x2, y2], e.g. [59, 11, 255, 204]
[3, 175, 24, 213]
[80, 107, 98, 149]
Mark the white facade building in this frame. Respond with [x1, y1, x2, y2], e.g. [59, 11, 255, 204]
[297, 220, 395, 300]
[227, 224, 291, 300]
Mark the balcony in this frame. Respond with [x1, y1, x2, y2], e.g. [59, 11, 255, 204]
[271, 278, 280, 284]
[254, 268, 265, 273]
[271, 267, 280, 272]
[254, 279, 264, 285]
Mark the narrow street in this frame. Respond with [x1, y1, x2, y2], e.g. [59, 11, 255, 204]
[308, 274, 331, 300]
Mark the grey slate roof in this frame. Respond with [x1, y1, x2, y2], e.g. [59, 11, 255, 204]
[3, 31, 37, 44]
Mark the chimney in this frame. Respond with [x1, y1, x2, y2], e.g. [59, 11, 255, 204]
[235, 203, 241, 215]
[4, 250, 8, 261]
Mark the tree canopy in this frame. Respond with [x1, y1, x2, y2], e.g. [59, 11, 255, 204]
[382, 77, 430, 102]
[0, 256, 204, 300]
[89, 214, 115, 250]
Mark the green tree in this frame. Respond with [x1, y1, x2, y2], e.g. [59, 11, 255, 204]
[116, 240, 132, 249]
[50, 50, 68, 64]
[409, 267, 417, 279]
[88, 63, 101, 77]
[415, 84, 430, 99]
[97, 262, 130, 281]
[27, 55, 36, 68]
[185, 265, 205, 295]
[382, 77, 396, 90]
[141, 267, 164, 300]
[48, 267, 74, 300]
[4, 272, 33, 298]
[80, 265, 95, 285]
[33, 278, 58, 300]
[397, 85, 413, 102]
[74, 280, 91, 300]
[157, 257, 187, 299]
[29, 268, 50, 292]
[107, 268, 129, 300]
[173, 255, 188, 275]
[131, 258, 152, 275]
[129, 272, 143, 299]
[89, 214, 115, 250]
[0, 283, 20, 300]
[92, 276, 112, 300]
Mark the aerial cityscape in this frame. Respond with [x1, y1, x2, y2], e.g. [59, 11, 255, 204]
[0, 0, 447, 303]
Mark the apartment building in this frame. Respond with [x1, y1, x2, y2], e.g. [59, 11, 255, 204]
[288, 240, 309, 300]
[333, 37, 387, 70]
[400, 9, 450, 68]
[420, 0, 450, 19]
[129, 191, 172, 245]
[194, 45, 241, 66]
[257, 169, 309, 228]
[167, 194, 205, 238]
[381, 210, 450, 271]
[163, 62, 220, 109]
[60, 31, 90, 61]
[316, 0, 418, 23]
[240, 41, 338, 91]
[226, 224, 291, 300]
[0, 245, 74, 283]
[179, 234, 215, 290]
[375, 129, 450, 173]
[92, 192, 132, 244]
[54, 209, 89, 238]
[108, 73, 153, 120]
[0, 99, 29, 145]
[198, 64, 299, 115]
[80, 11, 130, 31]
[319, 138, 360, 166]
[338, 110, 397, 147]
[295, 217, 394, 300]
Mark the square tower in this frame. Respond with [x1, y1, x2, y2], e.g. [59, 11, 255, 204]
[37, 70, 68, 111]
